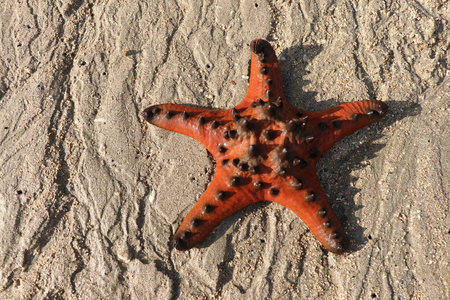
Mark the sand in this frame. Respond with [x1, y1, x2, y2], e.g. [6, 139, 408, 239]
[0, 1, 448, 299]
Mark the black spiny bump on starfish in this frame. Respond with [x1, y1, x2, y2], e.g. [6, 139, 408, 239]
[221, 159, 229, 166]
[166, 110, 179, 119]
[231, 108, 238, 115]
[182, 111, 190, 120]
[298, 116, 308, 128]
[151, 107, 161, 115]
[305, 191, 315, 202]
[216, 191, 229, 201]
[249, 165, 260, 174]
[263, 103, 277, 117]
[265, 90, 274, 100]
[260, 67, 268, 75]
[180, 231, 192, 239]
[318, 122, 328, 130]
[234, 114, 242, 122]
[223, 131, 230, 139]
[263, 130, 276, 141]
[240, 119, 253, 132]
[142, 110, 154, 119]
[310, 148, 320, 158]
[274, 97, 283, 108]
[229, 130, 237, 139]
[211, 120, 220, 129]
[202, 204, 216, 214]
[165, 110, 176, 119]
[265, 78, 273, 86]
[191, 218, 204, 227]
[239, 162, 249, 171]
[292, 157, 307, 168]
[198, 116, 206, 125]
[278, 167, 288, 176]
[248, 144, 260, 157]
[218, 145, 227, 153]
[332, 120, 342, 129]
[232, 158, 240, 166]
[279, 147, 289, 160]
[254, 181, 263, 190]
[270, 187, 280, 196]
[173, 237, 188, 250]
[350, 113, 359, 122]
[324, 221, 333, 228]
[291, 178, 302, 190]
[286, 120, 297, 132]
[230, 177, 241, 187]
[331, 231, 341, 239]
[305, 136, 314, 143]
[367, 109, 380, 117]
[298, 115, 308, 121]
[318, 208, 327, 218]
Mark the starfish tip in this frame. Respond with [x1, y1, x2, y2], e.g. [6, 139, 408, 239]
[370, 100, 389, 118]
[141, 106, 162, 122]
[359, 100, 389, 121]
[141, 109, 152, 120]
[250, 39, 277, 63]
[329, 235, 350, 255]
[250, 39, 271, 53]
[172, 233, 191, 251]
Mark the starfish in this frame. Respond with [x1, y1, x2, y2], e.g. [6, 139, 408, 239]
[142, 39, 388, 254]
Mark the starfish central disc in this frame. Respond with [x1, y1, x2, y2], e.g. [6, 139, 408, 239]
[142, 39, 388, 254]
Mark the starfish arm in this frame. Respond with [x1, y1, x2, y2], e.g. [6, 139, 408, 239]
[237, 39, 294, 110]
[172, 167, 259, 251]
[304, 100, 388, 158]
[269, 170, 349, 254]
[142, 104, 230, 154]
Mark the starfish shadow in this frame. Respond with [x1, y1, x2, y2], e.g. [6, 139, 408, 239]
[196, 201, 273, 248]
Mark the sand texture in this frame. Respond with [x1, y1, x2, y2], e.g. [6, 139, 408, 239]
[0, 1, 449, 299]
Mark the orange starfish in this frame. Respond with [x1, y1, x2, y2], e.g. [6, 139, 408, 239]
[142, 39, 387, 254]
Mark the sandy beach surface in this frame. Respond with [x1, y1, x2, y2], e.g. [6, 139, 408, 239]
[0, 1, 449, 299]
